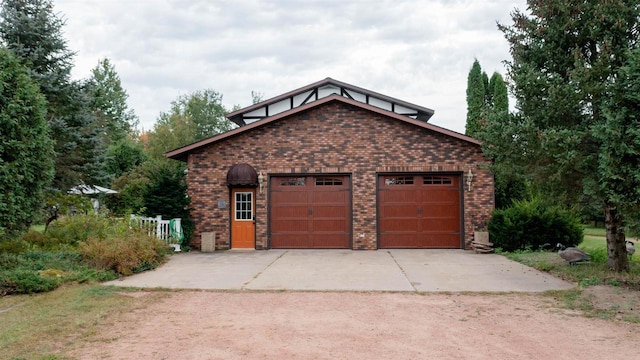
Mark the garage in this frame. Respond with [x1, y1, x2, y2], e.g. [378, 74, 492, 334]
[167, 78, 494, 251]
[269, 175, 351, 248]
[378, 174, 462, 248]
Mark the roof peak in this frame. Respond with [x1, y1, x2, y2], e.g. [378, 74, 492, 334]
[227, 78, 434, 127]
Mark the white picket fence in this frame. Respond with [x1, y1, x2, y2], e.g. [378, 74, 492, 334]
[130, 215, 183, 251]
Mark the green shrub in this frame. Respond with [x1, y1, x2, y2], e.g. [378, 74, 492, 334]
[0, 252, 23, 269]
[0, 251, 117, 295]
[488, 198, 583, 252]
[0, 238, 30, 254]
[45, 215, 117, 246]
[21, 230, 49, 248]
[1, 215, 168, 295]
[581, 246, 608, 264]
[20, 251, 84, 271]
[0, 269, 61, 295]
[45, 192, 93, 217]
[79, 228, 168, 276]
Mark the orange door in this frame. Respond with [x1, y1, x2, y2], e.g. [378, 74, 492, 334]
[231, 188, 255, 248]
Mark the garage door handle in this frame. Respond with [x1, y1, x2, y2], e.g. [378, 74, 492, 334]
[417, 207, 422, 215]
[308, 208, 313, 215]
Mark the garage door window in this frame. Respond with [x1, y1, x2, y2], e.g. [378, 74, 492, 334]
[423, 176, 452, 185]
[279, 177, 306, 186]
[384, 176, 414, 185]
[315, 177, 343, 186]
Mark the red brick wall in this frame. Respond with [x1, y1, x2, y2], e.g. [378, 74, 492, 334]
[186, 101, 494, 250]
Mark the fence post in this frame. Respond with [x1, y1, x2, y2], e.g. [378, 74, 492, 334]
[173, 218, 182, 236]
[156, 215, 162, 239]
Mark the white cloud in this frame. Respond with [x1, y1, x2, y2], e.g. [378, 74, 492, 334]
[55, 0, 527, 134]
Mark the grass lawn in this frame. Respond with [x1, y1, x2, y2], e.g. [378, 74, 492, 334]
[501, 226, 640, 322]
[582, 226, 606, 238]
[503, 225, 639, 290]
[0, 284, 170, 359]
[29, 224, 45, 233]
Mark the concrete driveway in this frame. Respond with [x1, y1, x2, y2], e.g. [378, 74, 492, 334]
[106, 250, 573, 292]
[106, 249, 573, 292]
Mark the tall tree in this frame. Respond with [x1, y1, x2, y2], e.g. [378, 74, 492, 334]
[0, 0, 72, 105]
[488, 73, 508, 115]
[0, 47, 54, 235]
[0, 0, 104, 190]
[88, 58, 138, 144]
[466, 59, 509, 137]
[146, 89, 233, 159]
[105, 137, 148, 180]
[498, 0, 640, 271]
[465, 59, 486, 136]
[466, 60, 520, 208]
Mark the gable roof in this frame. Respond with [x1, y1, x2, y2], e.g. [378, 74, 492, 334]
[227, 77, 435, 126]
[166, 91, 480, 162]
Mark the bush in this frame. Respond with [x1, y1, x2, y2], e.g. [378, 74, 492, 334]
[21, 230, 49, 248]
[0, 269, 60, 296]
[0, 238, 30, 254]
[488, 198, 583, 252]
[45, 215, 117, 246]
[0, 251, 117, 296]
[20, 251, 85, 271]
[79, 227, 169, 276]
[45, 192, 93, 218]
[0, 215, 169, 295]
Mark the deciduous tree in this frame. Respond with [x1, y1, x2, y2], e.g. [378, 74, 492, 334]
[146, 89, 233, 159]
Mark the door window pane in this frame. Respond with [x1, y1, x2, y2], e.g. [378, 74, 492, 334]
[235, 192, 253, 220]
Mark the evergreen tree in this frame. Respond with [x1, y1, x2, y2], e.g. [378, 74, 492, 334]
[467, 60, 518, 208]
[88, 58, 138, 144]
[465, 59, 486, 136]
[105, 137, 148, 179]
[0, 0, 72, 105]
[142, 161, 194, 241]
[0, 0, 104, 190]
[0, 47, 54, 235]
[497, 0, 640, 271]
[488, 73, 508, 115]
[466, 59, 509, 137]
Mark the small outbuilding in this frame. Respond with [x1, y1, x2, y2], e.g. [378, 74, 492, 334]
[166, 78, 494, 250]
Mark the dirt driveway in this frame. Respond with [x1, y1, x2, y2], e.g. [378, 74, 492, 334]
[69, 290, 640, 360]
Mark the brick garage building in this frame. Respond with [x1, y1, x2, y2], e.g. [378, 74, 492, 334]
[166, 78, 494, 250]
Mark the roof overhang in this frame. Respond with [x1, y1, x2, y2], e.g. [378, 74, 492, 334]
[166, 94, 480, 162]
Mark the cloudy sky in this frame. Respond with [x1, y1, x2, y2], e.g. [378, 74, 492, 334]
[54, 0, 528, 134]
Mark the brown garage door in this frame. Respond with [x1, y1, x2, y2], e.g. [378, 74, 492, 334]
[270, 175, 350, 248]
[378, 174, 461, 248]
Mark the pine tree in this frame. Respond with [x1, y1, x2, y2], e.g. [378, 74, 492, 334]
[0, 0, 73, 105]
[488, 73, 508, 115]
[465, 59, 486, 136]
[0, 48, 54, 235]
[498, 0, 640, 271]
[0, 0, 105, 190]
[88, 58, 138, 144]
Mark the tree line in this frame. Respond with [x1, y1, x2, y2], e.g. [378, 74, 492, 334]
[0, 0, 237, 240]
